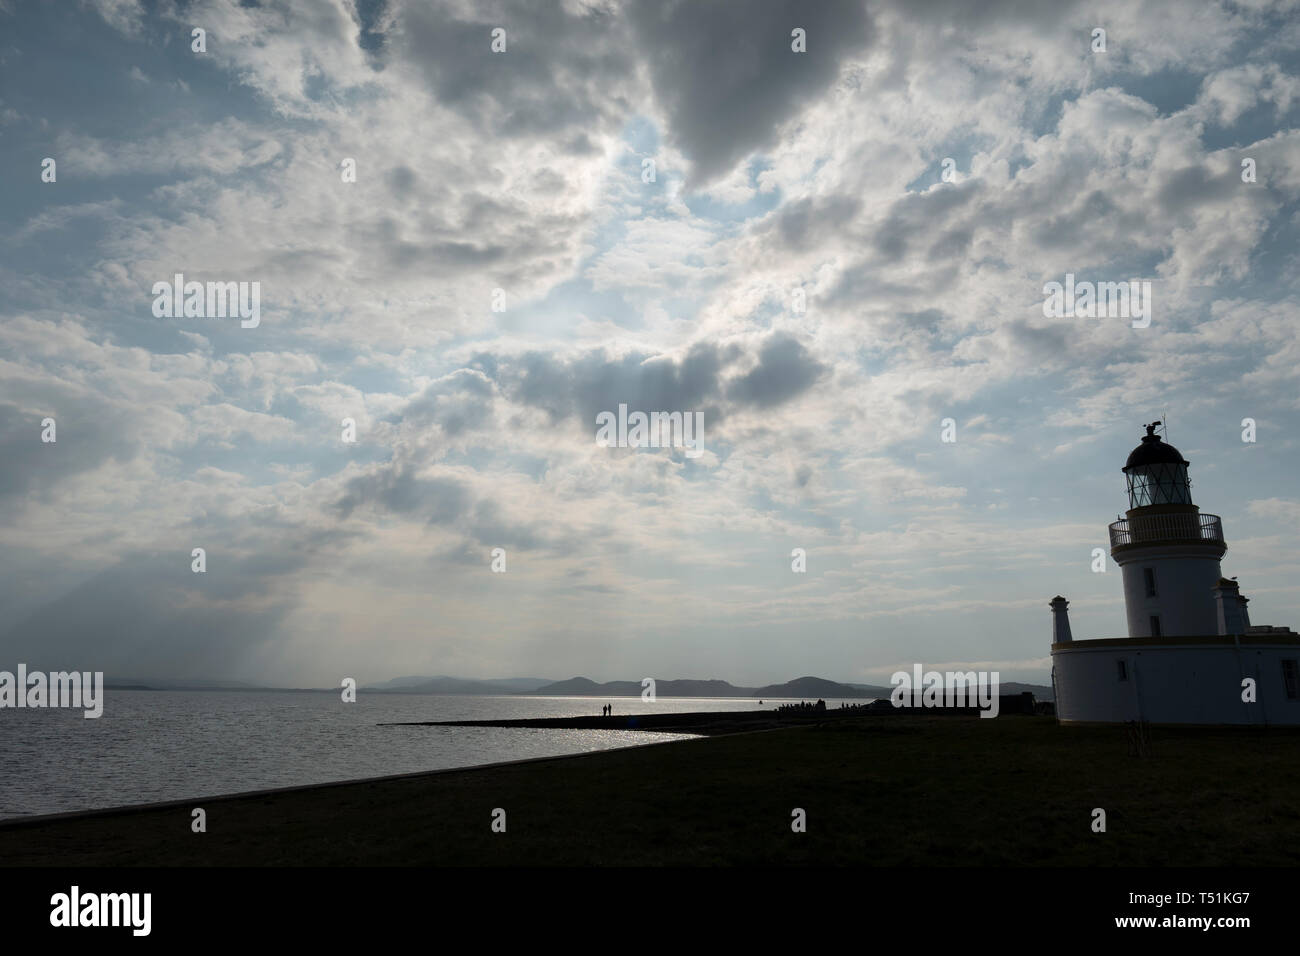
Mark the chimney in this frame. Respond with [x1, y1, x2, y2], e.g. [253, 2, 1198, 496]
[1213, 578, 1247, 635]
[1050, 595, 1073, 643]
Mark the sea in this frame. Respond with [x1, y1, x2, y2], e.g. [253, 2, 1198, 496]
[0, 690, 863, 820]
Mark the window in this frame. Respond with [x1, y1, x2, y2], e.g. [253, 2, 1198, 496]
[1143, 568, 1157, 597]
[1284, 660, 1299, 701]
[1117, 660, 1128, 681]
[1149, 616, 1162, 637]
[1126, 463, 1193, 508]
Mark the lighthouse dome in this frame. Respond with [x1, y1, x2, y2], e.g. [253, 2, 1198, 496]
[1122, 423, 1193, 507]
[1123, 429, 1189, 471]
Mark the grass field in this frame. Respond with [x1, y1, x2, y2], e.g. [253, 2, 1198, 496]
[3, 715, 1299, 866]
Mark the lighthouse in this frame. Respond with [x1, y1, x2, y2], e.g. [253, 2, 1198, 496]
[1110, 422, 1225, 639]
[1050, 423, 1300, 725]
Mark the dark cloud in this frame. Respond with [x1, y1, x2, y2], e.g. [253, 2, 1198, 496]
[468, 499, 543, 551]
[336, 334, 827, 537]
[398, 369, 496, 437]
[927, 226, 974, 260]
[398, 0, 634, 138]
[869, 183, 981, 263]
[991, 319, 1075, 366]
[726, 334, 828, 408]
[335, 463, 554, 553]
[512, 351, 577, 422]
[349, 189, 586, 282]
[1154, 164, 1240, 214]
[504, 335, 827, 427]
[563, 132, 601, 155]
[354, 0, 393, 57]
[385, 164, 417, 193]
[1029, 189, 1123, 251]
[775, 195, 862, 251]
[569, 342, 731, 424]
[336, 466, 470, 523]
[627, 0, 872, 183]
[0, 401, 137, 502]
[506, 340, 737, 426]
[0, 550, 299, 679]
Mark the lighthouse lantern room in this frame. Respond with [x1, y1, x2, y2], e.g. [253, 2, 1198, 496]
[1123, 422, 1193, 506]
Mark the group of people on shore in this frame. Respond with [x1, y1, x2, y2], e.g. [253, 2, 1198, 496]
[775, 699, 828, 714]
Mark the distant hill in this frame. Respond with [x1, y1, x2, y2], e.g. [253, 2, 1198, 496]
[846, 683, 899, 696]
[485, 677, 555, 693]
[105, 672, 1053, 700]
[752, 676, 875, 699]
[370, 676, 453, 689]
[530, 677, 744, 697]
[530, 675, 1054, 701]
[363, 676, 551, 695]
[104, 678, 262, 690]
[1000, 682, 1053, 701]
[532, 676, 877, 699]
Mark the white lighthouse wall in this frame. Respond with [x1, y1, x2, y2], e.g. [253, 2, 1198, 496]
[1115, 546, 1223, 637]
[1054, 643, 1300, 724]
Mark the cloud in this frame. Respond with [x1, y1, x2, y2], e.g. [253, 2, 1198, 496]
[0, 400, 133, 500]
[726, 334, 828, 408]
[337, 465, 471, 522]
[398, 0, 636, 139]
[3, 0, 1299, 686]
[627, 0, 872, 184]
[0, 537, 334, 678]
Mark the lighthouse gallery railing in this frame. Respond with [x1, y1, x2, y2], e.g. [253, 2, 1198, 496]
[1108, 512, 1224, 549]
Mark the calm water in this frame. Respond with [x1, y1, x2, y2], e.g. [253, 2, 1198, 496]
[0, 691, 855, 819]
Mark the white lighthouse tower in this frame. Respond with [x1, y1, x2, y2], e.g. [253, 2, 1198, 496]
[1111, 422, 1225, 639]
[1051, 423, 1300, 725]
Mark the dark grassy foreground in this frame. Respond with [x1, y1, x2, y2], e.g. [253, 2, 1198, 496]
[3, 716, 1299, 866]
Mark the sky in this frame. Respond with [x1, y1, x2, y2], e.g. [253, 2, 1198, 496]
[1, 0, 1299, 688]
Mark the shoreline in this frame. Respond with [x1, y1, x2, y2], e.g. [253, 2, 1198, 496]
[3, 715, 1299, 866]
[381, 706, 889, 735]
[0, 710, 871, 830]
[0, 729, 702, 831]
[0, 708, 935, 829]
